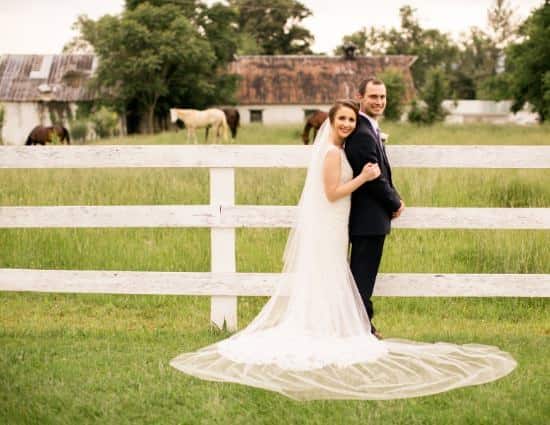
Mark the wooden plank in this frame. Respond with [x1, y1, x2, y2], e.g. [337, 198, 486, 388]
[1, 145, 549, 169]
[210, 168, 237, 330]
[0, 269, 548, 297]
[0, 205, 218, 228]
[1, 205, 549, 229]
[388, 145, 550, 168]
[0, 145, 310, 169]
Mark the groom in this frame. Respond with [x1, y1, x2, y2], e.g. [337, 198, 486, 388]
[344, 77, 405, 338]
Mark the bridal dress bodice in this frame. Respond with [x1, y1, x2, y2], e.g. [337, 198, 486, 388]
[170, 127, 516, 401]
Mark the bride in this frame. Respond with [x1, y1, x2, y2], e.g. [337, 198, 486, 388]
[170, 100, 516, 400]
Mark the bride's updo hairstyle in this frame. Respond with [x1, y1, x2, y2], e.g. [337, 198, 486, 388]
[328, 99, 360, 124]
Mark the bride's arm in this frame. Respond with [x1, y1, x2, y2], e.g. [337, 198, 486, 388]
[323, 149, 380, 202]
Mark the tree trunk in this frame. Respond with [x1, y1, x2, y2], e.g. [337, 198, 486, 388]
[145, 105, 155, 134]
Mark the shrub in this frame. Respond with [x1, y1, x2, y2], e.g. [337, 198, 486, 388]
[90, 106, 119, 138]
[407, 99, 430, 124]
[423, 68, 448, 123]
[70, 119, 89, 143]
[408, 68, 448, 125]
[378, 69, 406, 121]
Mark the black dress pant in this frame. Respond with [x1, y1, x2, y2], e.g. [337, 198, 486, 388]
[349, 235, 386, 331]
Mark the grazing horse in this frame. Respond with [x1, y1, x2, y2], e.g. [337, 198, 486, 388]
[25, 125, 71, 145]
[222, 108, 240, 139]
[170, 108, 228, 143]
[301, 110, 328, 145]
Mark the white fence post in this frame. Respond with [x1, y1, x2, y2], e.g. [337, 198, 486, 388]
[210, 167, 237, 331]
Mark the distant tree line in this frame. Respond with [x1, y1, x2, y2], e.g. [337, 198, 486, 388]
[68, 0, 548, 131]
[335, 0, 550, 122]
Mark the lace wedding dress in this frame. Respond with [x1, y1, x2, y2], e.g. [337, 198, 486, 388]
[170, 122, 516, 400]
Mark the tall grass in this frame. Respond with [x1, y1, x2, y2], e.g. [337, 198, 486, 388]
[1, 123, 549, 424]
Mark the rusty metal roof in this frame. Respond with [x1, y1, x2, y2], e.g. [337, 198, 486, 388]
[0, 54, 97, 102]
[229, 55, 417, 105]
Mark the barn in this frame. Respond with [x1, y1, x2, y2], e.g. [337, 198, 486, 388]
[0, 54, 98, 145]
[227, 54, 417, 124]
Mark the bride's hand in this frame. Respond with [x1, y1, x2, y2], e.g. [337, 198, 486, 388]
[360, 163, 381, 182]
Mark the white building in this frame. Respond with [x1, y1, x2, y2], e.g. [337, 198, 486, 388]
[443, 100, 539, 125]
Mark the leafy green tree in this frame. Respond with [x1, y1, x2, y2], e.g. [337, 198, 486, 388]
[229, 0, 314, 54]
[377, 69, 406, 121]
[408, 68, 448, 124]
[450, 27, 498, 99]
[445, 1, 519, 100]
[333, 27, 387, 56]
[335, 6, 457, 92]
[506, 0, 550, 121]
[487, 0, 518, 48]
[125, 0, 200, 14]
[76, 2, 236, 133]
[423, 68, 449, 122]
[386, 7, 458, 91]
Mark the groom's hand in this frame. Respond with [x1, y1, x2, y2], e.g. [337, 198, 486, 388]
[392, 200, 405, 219]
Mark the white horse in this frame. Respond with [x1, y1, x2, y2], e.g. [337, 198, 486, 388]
[170, 108, 229, 143]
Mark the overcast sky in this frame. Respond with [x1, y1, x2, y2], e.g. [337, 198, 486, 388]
[0, 0, 543, 55]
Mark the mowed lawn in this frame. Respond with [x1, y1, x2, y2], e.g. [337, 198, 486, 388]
[1, 123, 549, 424]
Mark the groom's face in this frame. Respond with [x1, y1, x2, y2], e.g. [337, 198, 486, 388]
[359, 82, 387, 119]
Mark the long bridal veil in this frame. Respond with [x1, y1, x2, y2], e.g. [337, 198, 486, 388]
[170, 121, 516, 400]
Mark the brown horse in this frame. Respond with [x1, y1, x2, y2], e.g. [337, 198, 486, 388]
[222, 108, 240, 139]
[302, 110, 328, 144]
[25, 125, 71, 145]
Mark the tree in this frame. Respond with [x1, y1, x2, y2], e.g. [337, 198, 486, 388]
[229, 0, 314, 54]
[335, 6, 457, 92]
[333, 27, 387, 56]
[408, 68, 448, 124]
[386, 7, 457, 91]
[377, 69, 406, 121]
[423, 68, 448, 123]
[505, 0, 550, 121]
[450, 27, 499, 99]
[487, 0, 518, 48]
[76, 2, 238, 133]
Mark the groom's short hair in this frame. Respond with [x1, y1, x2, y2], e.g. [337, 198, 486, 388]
[358, 77, 384, 96]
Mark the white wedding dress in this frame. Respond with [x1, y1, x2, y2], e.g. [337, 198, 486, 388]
[170, 121, 516, 400]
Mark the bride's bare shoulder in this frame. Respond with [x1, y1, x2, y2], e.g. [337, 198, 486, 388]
[325, 146, 341, 157]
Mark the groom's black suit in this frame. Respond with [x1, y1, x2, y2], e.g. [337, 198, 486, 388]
[344, 114, 402, 329]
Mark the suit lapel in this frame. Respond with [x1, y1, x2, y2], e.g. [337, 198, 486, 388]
[360, 116, 393, 185]
[361, 116, 388, 166]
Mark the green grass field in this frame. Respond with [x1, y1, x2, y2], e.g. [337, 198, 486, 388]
[1, 123, 549, 424]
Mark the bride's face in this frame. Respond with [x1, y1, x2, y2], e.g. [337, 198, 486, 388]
[331, 106, 356, 142]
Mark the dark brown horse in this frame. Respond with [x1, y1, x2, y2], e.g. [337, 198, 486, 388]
[222, 108, 240, 139]
[25, 125, 71, 145]
[302, 110, 328, 144]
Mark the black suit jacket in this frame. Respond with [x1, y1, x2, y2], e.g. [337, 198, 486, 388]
[344, 114, 401, 236]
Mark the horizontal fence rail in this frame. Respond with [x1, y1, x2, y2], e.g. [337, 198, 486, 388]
[1, 144, 549, 330]
[1, 269, 548, 297]
[1, 145, 550, 168]
[1, 205, 549, 229]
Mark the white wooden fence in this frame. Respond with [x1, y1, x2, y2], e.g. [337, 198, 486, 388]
[1, 145, 549, 331]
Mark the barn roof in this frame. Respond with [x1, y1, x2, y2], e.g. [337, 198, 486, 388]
[229, 55, 417, 105]
[0, 54, 97, 102]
